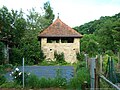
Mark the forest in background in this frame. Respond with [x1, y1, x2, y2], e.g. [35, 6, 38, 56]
[74, 13, 120, 56]
[0, 1, 120, 65]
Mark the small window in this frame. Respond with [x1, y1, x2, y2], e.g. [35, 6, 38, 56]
[61, 37, 74, 43]
[47, 37, 60, 43]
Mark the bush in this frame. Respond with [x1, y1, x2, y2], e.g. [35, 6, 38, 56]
[26, 74, 39, 88]
[9, 48, 23, 65]
[39, 49, 46, 62]
[69, 67, 90, 89]
[0, 75, 6, 85]
[10, 67, 30, 85]
[53, 68, 67, 87]
[76, 52, 85, 61]
[38, 77, 52, 88]
[54, 51, 65, 63]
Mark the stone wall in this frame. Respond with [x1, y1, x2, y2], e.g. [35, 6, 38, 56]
[41, 38, 80, 63]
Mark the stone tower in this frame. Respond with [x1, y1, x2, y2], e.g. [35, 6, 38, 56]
[38, 18, 83, 63]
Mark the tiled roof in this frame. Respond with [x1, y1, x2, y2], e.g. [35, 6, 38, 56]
[38, 18, 83, 38]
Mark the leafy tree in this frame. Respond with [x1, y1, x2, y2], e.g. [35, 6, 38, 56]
[0, 6, 26, 45]
[95, 20, 115, 53]
[20, 7, 52, 64]
[81, 34, 98, 57]
[112, 20, 120, 52]
[75, 12, 120, 54]
[43, 1, 55, 26]
[0, 6, 26, 64]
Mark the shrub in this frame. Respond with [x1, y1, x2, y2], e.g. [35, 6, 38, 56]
[26, 74, 39, 88]
[76, 52, 85, 61]
[54, 51, 65, 63]
[39, 49, 46, 62]
[38, 77, 52, 88]
[53, 68, 67, 87]
[9, 48, 23, 65]
[69, 67, 90, 89]
[10, 68, 30, 85]
[0, 75, 6, 85]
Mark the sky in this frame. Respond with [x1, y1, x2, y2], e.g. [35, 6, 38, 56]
[0, 0, 120, 27]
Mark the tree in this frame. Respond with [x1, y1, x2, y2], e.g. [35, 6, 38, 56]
[74, 12, 120, 54]
[0, 6, 26, 64]
[95, 20, 115, 53]
[0, 6, 26, 45]
[19, 8, 50, 64]
[43, 1, 55, 26]
[81, 34, 98, 56]
[112, 20, 120, 52]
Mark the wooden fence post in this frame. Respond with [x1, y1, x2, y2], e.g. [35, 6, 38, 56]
[90, 58, 96, 90]
[95, 56, 100, 89]
[85, 54, 88, 68]
[100, 55, 103, 74]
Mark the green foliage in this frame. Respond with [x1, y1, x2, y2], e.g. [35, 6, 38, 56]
[76, 52, 84, 61]
[9, 48, 23, 65]
[81, 34, 98, 56]
[0, 42, 4, 64]
[11, 68, 30, 85]
[26, 69, 67, 88]
[0, 6, 26, 65]
[54, 51, 65, 63]
[74, 13, 120, 54]
[0, 82, 21, 88]
[105, 50, 114, 56]
[0, 3, 54, 65]
[69, 67, 90, 89]
[116, 73, 120, 83]
[43, 1, 55, 25]
[54, 68, 67, 87]
[39, 49, 46, 62]
[0, 6, 26, 44]
[26, 74, 39, 88]
[0, 75, 6, 85]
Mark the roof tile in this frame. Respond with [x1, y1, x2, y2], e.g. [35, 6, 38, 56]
[38, 18, 83, 38]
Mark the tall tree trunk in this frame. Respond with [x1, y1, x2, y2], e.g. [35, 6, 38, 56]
[4, 43, 9, 64]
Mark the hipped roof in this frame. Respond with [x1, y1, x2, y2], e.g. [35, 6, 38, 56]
[38, 18, 83, 38]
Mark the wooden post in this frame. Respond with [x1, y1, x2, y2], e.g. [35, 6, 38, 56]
[4, 43, 9, 64]
[85, 54, 88, 68]
[100, 55, 103, 74]
[95, 56, 100, 89]
[90, 58, 96, 90]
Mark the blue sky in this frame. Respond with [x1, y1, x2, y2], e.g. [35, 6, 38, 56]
[0, 0, 120, 27]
